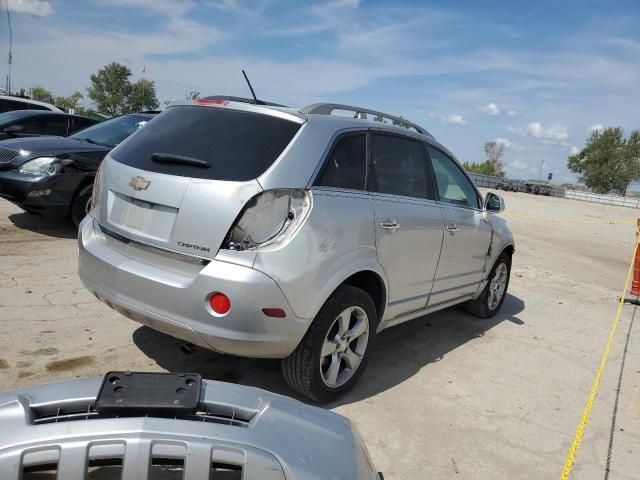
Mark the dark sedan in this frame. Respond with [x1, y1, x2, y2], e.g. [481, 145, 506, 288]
[0, 112, 155, 226]
[0, 110, 98, 141]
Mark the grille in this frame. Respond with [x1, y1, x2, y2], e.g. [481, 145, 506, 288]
[30, 400, 256, 427]
[0, 146, 19, 164]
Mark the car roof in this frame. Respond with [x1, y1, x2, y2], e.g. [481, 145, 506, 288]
[0, 110, 99, 123]
[0, 95, 63, 112]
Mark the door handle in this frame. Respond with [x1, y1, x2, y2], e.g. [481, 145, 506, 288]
[446, 223, 459, 233]
[380, 220, 400, 231]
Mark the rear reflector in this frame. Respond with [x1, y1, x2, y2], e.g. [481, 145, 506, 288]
[262, 308, 286, 318]
[209, 293, 231, 315]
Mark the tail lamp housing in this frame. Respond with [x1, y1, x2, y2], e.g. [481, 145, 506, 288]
[223, 189, 312, 251]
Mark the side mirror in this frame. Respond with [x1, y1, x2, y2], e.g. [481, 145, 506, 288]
[484, 192, 505, 213]
[3, 124, 25, 135]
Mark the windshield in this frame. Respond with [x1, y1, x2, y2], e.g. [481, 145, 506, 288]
[70, 114, 150, 147]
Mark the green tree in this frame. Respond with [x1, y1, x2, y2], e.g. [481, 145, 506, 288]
[392, 115, 412, 129]
[87, 62, 133, 115]
[129, 79, 159, 112]
[54, 96, 68, 109]
[185, 90, 200, 101]
[484, 140, 506, 176]
[30, 86, 52, 102]
[373, 115, 384, 122]
[463, 160, 504, 176]
[67, 91, 84, 111]
[568, 127, 640, 195]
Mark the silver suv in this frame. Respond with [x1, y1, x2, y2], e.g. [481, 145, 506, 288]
[78, 98, 514, 402]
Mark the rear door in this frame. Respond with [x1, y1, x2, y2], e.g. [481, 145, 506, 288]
[427, 146, 491, 305]
[94, 105, 304, 260]
[368, 133, 444, 319]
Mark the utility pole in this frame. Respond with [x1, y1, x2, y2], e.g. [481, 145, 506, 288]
[538, 159, 544, 180]
[5, 0, 13, 93]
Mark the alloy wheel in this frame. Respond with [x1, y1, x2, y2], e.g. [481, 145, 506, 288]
[320, 306, 369, 388]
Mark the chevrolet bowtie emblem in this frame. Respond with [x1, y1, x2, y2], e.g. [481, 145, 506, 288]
[129, 176, 151, 191]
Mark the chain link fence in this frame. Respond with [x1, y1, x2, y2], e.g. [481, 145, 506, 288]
[467, 173, 640, 208]
[467, 173, 566, 197]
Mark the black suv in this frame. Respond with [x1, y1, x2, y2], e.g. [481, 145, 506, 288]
[0, 110, 98, 141]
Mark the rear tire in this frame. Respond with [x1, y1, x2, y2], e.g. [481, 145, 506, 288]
[282, 285, 377, 403]
[465, 252, 511, 319]
[70, 184, 93, 228]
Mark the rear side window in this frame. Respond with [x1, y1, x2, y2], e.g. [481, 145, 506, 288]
[19, 115, 68, 136]
[315, 134, 366, 190]
[111, 106, 302, 181]
[368, 134, 432, 199]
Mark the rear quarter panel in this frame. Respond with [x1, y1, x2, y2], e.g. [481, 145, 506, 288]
[252, 188, 384, 320]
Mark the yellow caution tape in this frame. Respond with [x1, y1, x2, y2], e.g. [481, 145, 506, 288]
[560, 239, 639, 479]
[502, 212, 635, 225]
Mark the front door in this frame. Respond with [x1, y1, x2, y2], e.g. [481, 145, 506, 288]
[368, 133, 444, 319]
[427, 146, 492, 306]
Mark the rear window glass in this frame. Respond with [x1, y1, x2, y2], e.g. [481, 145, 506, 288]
[110, 106, 302, 181]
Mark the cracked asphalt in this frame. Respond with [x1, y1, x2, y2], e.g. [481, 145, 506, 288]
[1, 191, 639, 479]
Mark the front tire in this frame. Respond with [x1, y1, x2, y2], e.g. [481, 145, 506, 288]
[70, 184, 93, 228]
[282, 285, 377, 403]
[465, 252, 511, 319]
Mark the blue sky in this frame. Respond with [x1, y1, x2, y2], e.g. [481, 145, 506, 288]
[2, 0, 640, 183]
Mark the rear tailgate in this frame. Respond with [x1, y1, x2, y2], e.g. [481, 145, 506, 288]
[95, 156, 262, 259]
[91, 103, 304, 259]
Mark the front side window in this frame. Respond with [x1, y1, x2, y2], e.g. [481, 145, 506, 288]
[315, 134, 366, 190]
[428, 146, 480, 208]
[368, 134, 432, 199]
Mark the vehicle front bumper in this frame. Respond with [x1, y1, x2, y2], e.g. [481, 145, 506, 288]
[0, 169, 72, 217]
[78, 217, 312, 359]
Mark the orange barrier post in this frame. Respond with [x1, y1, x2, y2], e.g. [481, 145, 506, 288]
[623, 219, 640, 305]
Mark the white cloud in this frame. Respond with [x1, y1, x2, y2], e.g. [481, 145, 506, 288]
[7, 0, 52, 16]
[570, 145, 580, 155]
[441, 114, 467, 125]
[589, 123, 604, 132]
[493, 137, 511, 148]
[479, 102, 500, 115]
[507, 110, 516, 116]
[507, 126, 525, 136]
[526, 122, 569, 145]
[509, 158, 529, 171]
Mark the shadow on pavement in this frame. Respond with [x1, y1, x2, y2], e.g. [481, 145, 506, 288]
[132, 293, 525, 406]
[9, 212, 76, 239]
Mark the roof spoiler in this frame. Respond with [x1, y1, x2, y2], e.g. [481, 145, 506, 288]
[201, 95, 288, 108]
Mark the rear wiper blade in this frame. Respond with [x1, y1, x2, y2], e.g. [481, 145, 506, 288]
[150, 152, 211, 168]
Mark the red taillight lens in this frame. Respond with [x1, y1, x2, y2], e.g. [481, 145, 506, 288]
[209, 292, 231, 315]
[195, 98, 228, 106]
[91, 164, 102, 211]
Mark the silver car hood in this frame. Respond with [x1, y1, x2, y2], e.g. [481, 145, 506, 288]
[0, 378, 379, 479]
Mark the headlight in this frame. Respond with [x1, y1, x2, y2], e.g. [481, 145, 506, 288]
[18, 157, 70, 176]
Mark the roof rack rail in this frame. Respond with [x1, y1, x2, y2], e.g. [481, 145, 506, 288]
[202, 95, 288, 108]
[300, 102, 432, 137]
